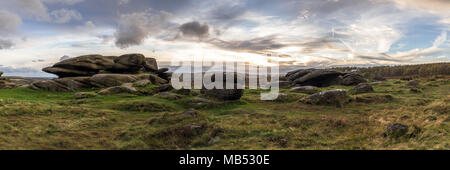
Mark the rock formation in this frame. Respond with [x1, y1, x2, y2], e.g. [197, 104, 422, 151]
[285, 69, 366, 87]
[31, 53, 170, 92]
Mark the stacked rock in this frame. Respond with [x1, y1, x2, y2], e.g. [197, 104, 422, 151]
[31, 53, 170, 92]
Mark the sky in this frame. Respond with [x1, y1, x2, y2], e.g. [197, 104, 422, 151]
[0, 0, 449, 77]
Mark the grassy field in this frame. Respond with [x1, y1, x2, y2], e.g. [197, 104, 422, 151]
[0, 77, 448, 150]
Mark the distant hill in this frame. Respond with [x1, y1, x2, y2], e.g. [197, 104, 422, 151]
[332, 62, 450, 80]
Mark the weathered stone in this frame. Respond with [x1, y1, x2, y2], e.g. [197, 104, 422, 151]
[293, 70, 344, 87]
[43, 55, 116, 77]
[290, 86, 319, 94]
[90, 74, 138, 88]
[277, 81, 291, 88]
[30, 77, 91, 92]
[406, 80, 419, 87]
[350, 83, 374, 94]
[98, 85, 137, 95]
[143, 57, 158, 72]
[341, 73, 367, 86]
[302, 89, 349, 107]
[133, 79, 152, 87]
[154, 84, 173, 93]
[110, 53, 145, 73]
[386, 123, 408, 138]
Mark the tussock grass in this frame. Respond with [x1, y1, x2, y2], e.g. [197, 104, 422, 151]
[0, 77, 448, 149]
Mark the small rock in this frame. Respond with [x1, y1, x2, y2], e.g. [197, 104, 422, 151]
[406, 80, 419, 87]
[351, 83, 374, 94]
[341, 73, 367, 86]
[74, 92, 98, 99]
[386, 123, 408, 138]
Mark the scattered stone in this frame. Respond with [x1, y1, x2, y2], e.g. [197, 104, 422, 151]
[386, 123, 408, 138]
[74, 92, 98, 99]
[290, 86, 319, 94]
[302, 89, 349, 107]
[350, 83, 374, 94]
[341, 73, 367, 86]
[406, 80, 419, 87]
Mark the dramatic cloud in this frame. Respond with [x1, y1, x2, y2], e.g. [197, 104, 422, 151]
[42, 0, 84, 5]
[50, 8, 82, 23]
[0, 10, 22, 35]
[0, 39, 14, 49]
[179, 21, 210, 39]
[209, 36, 286, 52]
[391, 0, 450, 24]
[114, 10, 172, 48]
[14, 0, 51, 21]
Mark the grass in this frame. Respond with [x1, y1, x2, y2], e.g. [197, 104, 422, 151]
[0, 78, 448, 150]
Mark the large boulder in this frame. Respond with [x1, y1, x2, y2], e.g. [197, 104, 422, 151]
[110, 54, 145, 73]
[43, 55, 116, 77]
[302, 89, 349, 107]
[89, 74, 139, 88]
[293, 70, 344, 87]
[342, 73, 367, 86]
[350, 83, 374, 94]
[30, 77, 91, 92]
